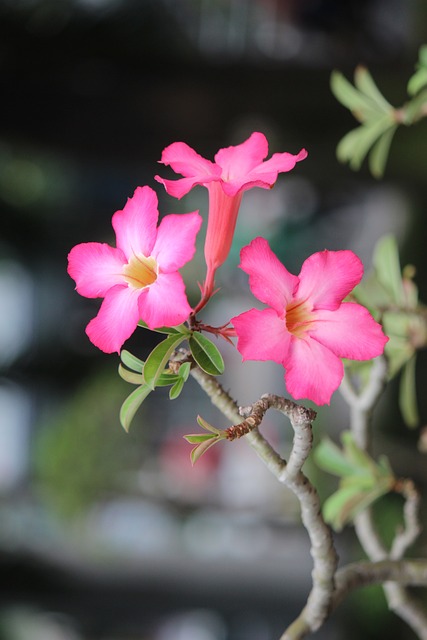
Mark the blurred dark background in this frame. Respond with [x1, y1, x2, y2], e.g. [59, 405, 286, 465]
[1, 1, 427, 639]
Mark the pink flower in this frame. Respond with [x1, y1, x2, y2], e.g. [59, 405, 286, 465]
[155, 132, 307, 310]
[67, 186, 202, 354]
[231, 238, 388, 405]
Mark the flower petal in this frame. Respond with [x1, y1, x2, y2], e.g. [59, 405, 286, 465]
[237, 148, 308, 194]
[296, 250, 364, 311]
[204, 183, 242, 272]
[85, 285, 141, 353]
[155, 142, 221, 198]
[232, 308, 291, 364]
[284, 337, 344, 405]
[152, 211, 202, 272]
[112, 186, 159, 259]
[239, 237, 299, 313]
[138, 272, 192, 329]
[309, 303, 388, 360]
[215, 132, 269, 181]
[67, 242, 126, 298]
[154, 176, 208, 199]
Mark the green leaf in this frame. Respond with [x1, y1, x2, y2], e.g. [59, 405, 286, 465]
[169, 376, 185, 400]
[187, 435, 222, 465]
[143, 334, 187, 390]
[402, 266, 419, 308]
[337, 116, 393, 171]
[373, 235, 404, 305]
[404, 88, 427, 123]
[118, 363, 144, 385]
[155, 373, 181, 387]
[354, 66, 393, 112]
[196, 414, 223, 435]
[342, 431, 377, 473]
[119, 361, 181, 388]
[120, 350, 144, 373]
[189, 332, 225, 375]
[399, 354, 419, 428]
[323, 485, 366, 531]
[351, 272, 395, 317]
[323, 480, 392, 532]
[368, 125, 397, 178]
[314, 438, 360, 477]
[408, 46, 427, 96]
[330, 70, 382, 120]
[138, 321, 191, 336]
[120, 384, 152, 432]
[384, 332, 415, 379]
[178, 361, 191, 381]
[183, 434, 216, 444]
[407, 68, 427, 96]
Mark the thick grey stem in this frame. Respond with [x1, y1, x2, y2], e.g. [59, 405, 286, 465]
[190, 367, 338, 639]
[332, 559, 427, 611]
[342, 356, 427, 639]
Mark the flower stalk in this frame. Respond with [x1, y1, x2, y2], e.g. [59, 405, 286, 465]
[189, 363, 338, 639]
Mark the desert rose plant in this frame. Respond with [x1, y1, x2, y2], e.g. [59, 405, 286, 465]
[68, 126, 427, 639]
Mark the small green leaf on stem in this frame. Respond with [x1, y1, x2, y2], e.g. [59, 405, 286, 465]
[143, 334, 187, 390]
[189, 332, 225, 375]
[373, 235, 404, 305]
[118, 363, 144, 385]
[399, 354, 419, 428]
[315, 431, 395, 530]
[120, 350, 144, 373]
[138, 321, 191, 335]
[120, 384, 152, 432]
[169, 377, 185, 400]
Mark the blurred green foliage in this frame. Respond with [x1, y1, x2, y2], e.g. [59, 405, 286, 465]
[33, 371, 148, 519]
[332, 45, 427, 177]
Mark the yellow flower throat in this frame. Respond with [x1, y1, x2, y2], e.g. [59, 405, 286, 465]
[285, 300, 315, 338]
[124, 254, 158, 289]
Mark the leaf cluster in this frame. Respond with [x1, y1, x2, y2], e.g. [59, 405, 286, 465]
[314, 431, 395, 531]
[331, 45, 427, 177]
[118, 323, 224, 432]
[349, 235, 426, 427]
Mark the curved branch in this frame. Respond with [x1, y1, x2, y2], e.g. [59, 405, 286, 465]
[342, 356, 427, 639]
[190, 365, 338, 639]
[332, 559, 427, 611]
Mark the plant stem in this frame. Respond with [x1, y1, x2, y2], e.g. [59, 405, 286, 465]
[190, 366, 338, 639]
[342, 356, 427, 639]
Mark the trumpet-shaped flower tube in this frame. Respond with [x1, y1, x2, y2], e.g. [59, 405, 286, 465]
[231, 238, 388, 405]
[68, 186, 202, 353]
[155, 132, 307, 309]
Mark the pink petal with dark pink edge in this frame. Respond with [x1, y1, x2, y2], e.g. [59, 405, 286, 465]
[214, 132, 269, 181]
[153, 211, 202, 272]
[138, 272, 192, 329]
[239, 237, 299, 313]
[67, 242, 127, 298]
[284, 336, 344, 405]
[232, 308, 291, 365]
[85, 285, 141, 354]
[309, 303, 388, 360]
[296, 250, 364, 311]
[112, 186, 159, 259]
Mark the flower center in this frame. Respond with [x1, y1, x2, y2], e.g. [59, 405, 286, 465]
[123, 254, 158, 289]
[285, 300, 315, 338]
